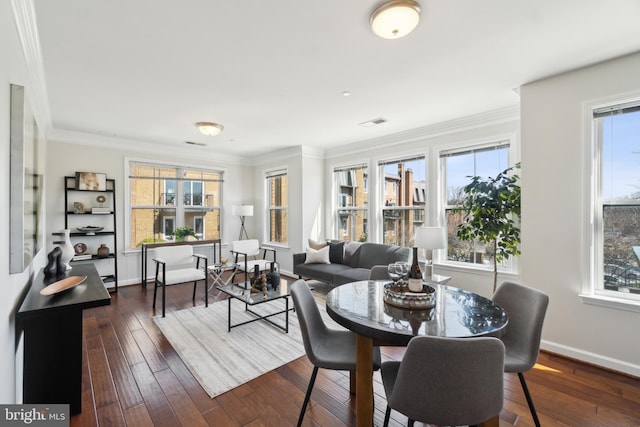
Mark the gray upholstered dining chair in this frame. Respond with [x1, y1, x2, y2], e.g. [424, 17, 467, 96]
[369, 264, 391, 280]
[492, 281, 549, 427]
[381, 335, 505, 427]
[290, 280, 381, 427]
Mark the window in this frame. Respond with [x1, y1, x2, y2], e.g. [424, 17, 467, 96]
[441, 142, 510, 266]
[379, 156, 426, 247]
[334, 165, 368, 241]
[266, 169, 288, 244]
[128, 162, 222, 249]
[593, 102, 640, 298]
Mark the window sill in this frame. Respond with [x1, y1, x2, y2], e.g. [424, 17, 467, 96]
[579, 293, 640, 313]
[435, 262, 519, 281]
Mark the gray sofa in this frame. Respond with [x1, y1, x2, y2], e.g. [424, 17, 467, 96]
[292, 241, 410, 285]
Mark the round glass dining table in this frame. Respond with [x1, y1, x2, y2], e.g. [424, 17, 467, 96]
[325, 280, 508, 427]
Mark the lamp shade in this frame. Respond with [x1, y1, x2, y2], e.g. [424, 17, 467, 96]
[370, 0, 421, 39]
[232, 205, 254, 217]
[415, 227, 446, 250]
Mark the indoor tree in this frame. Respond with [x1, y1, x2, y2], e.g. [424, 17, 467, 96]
[455, 163, 521, 293]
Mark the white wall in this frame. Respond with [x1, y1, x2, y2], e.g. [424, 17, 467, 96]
[521, 52, 640, 375]
[1, 0, 47, 405]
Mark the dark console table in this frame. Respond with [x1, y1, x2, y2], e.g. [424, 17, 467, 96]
[16, 263, 111, 414]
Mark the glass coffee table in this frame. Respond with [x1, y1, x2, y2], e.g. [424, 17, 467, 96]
[216, 280, 293, 333]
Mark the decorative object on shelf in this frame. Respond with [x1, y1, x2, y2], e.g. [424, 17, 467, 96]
[96, 195, 106, 206]
[414, 226, 446, 280]
[52, 229, 75, 271]
[73, 242, 87, 255]
[383, 282, 436, 309]
[44, 247, 62, 277]
[76, 226, 104, 235]
[40, 275, 87, 296]
[73, 202, 84, 214]
[97, 244, 110, 258]
[232, 205, 253, 240]
[75, 172, 106, 191]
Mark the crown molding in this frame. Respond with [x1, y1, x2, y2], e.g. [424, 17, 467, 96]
[47, 128, 248, 166]
[324, 104, 521, 159]
[11, 0, 52, 131]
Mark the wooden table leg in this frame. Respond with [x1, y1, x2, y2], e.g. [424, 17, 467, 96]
[355, 334, 374, 427]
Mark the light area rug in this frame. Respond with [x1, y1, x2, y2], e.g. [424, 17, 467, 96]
[153, 297, 338, 399]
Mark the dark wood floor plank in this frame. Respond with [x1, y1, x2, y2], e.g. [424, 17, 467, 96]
[122, 403, 154, 427]
[154, 368, 209, 427]
[96, 401, 126, 427]
[129, 361, 180, 427]
[69, 280, 640, 427]
[130, 327, 169, 373]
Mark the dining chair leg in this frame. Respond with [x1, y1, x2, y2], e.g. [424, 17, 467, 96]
[407, 419, 415, 427]
[297, 366, 318, 427]
[383, 405, 391, 427]
[192, 281, 197, 301]
[518, 372, 541, 427]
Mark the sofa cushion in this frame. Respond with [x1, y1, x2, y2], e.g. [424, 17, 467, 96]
[344, 241, 363, 267]
[308, 238, 328, 250]
[329, 241, 345, 264]
[356, 243, 410, 269]
[305, 246, 330, 264]
[295, 262, 352, 283]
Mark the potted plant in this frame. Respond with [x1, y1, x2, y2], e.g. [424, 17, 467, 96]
[454, 163, 521, 293]
[173, 226, 196, 242]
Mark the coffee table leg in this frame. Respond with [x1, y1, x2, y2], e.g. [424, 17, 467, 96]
[228, 297, 232, 332]
[285, 297, 289, 333]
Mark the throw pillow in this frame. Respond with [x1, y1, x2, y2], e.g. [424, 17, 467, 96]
[308, 238, 328, 250]
[305, 246, 330, 264]
[329, 241, 345, 264]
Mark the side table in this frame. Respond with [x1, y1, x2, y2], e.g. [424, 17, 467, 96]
[207, 263, 238, 292]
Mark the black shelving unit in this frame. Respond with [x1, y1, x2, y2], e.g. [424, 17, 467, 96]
[64, 176, 118, 292]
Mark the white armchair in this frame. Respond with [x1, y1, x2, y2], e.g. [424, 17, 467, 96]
[230, 239, 276, 284]
[152, 245, 209, 317]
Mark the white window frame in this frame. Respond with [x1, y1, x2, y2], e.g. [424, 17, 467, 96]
[438, 138, 518, 274]
[124, 158, 224, 251]
[265, 168, 288, 246]
[580, 95, 640, 312]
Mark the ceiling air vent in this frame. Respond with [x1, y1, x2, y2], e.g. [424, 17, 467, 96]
[358, 117, 388, 127]
[185, 141, 207, 147]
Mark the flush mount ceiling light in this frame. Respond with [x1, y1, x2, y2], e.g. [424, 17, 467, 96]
[196, 122, 224, 136]
[370, 0, 421, 39]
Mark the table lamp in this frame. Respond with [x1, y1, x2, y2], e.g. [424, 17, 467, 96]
[232, 205, 253, 240]
[414, 226, 446, 280]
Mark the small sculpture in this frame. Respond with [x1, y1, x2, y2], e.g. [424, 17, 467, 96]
[44, 247, 63, 277]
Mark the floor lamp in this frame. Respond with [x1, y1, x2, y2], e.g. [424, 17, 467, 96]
[232, 205, 253, 240]
[415, 226, 446, 280]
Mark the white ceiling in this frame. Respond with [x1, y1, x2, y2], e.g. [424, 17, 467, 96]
[32, 0, 640, 157]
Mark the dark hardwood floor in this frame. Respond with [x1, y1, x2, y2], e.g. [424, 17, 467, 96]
[71, 278, 640, 427]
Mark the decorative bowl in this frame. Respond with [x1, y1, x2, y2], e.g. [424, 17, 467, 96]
[76, 226, 104, 234]
[383, 282, 436, 309]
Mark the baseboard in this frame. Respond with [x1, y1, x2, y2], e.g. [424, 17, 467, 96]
[541, 340, 640, 378]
